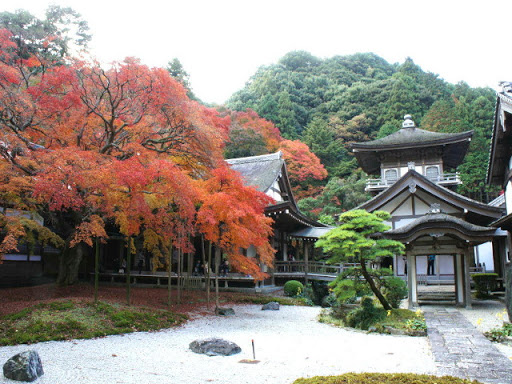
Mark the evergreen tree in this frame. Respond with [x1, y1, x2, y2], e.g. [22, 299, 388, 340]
[316, 210, 405, 311]
[276, 91, 298, 139]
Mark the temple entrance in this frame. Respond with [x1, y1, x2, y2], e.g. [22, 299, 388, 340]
[384, 213, 497, 308]
[415, 254, 456, 304]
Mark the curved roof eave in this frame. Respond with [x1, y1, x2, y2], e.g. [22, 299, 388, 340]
[351, 131, 473, 151]
[382, 214, 497, 244]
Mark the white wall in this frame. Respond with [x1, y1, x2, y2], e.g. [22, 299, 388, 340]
[475, 242, 494, 272]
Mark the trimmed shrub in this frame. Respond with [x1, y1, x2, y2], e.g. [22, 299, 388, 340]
[284, 280, 304, 297]
[311, 280, 330, 305]
[381, 276, 408, 308]
[346, 297, 385, 330]
[472, 273, 498, 298]
[292, 372, 482, 383]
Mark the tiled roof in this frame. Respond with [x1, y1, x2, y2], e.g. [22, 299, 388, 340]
[386, 213, 495, 235]
[351, 128, 472, 149]
[226, 152, 284, 193]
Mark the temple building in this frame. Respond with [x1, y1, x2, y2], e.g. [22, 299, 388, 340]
[487, 84, 512, 285]
[227, 152, 329, 283]
[352, 115, 504, 307]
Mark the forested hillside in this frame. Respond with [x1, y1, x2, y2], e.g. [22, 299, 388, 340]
[226, 51, 498, 221]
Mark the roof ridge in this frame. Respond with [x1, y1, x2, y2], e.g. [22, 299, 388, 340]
[225, 151, 282, 164]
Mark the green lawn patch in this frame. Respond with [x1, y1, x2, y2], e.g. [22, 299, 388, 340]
[292, 372, 482, 384]
[0, 300, 187, 346]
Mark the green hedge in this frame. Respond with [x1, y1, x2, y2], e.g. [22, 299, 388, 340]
[284, 280, 304, 297]
[292, 372, 482, 384]
[472, 273, 498, 298]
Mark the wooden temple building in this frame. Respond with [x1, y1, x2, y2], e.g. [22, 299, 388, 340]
[352, 115, 504, 307]
[487, 83, 512, 292]
[226, 152, 331, 284]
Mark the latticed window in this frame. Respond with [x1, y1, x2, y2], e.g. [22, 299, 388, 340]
[384, 169, 398, 183]
[426, 166, 440, 181]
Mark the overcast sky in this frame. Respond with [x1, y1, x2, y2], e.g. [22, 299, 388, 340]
[3, 0, 510, 104]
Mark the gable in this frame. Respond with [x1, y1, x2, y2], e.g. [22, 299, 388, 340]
[358, 170, 502, 225]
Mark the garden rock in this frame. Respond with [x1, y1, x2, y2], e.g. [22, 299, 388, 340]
[189, 338, 241, 356]
[3, 350, 44, 382]
[261, 301, 280, 311]
[215, 307, 235, 316]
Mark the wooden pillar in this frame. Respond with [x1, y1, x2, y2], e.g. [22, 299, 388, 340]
[407, 252, 417, 307]
[455, 253, 464, 306]
[463, 248, 472, 308]
[304, 240, 309, 285]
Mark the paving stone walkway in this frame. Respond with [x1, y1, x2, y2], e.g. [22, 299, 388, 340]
[424, 308, 512, 384]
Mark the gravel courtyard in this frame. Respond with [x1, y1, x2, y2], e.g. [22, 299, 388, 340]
[0, 305, 436, 384]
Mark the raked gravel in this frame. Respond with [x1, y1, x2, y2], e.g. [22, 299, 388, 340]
[0, 305, 436, 384]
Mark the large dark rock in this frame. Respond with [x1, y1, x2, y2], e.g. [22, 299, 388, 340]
[261, 301, 280, 311]
[3, 350, 44, 382]
[215, 307, 235, 316]
[189, 338, 241, 356]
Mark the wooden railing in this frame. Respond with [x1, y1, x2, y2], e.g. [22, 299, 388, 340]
[366, 172, 460, 191]
[274, 261, 358, 275]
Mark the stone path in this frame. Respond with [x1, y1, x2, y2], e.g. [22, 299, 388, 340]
[424, 307, 512, 384]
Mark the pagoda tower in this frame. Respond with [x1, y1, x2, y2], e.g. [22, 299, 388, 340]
[351, 115, 503, 308]
[351, 115, 472, 194]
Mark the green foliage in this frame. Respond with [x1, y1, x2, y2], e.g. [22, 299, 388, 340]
[0, 6, 91, 63]
[329, 269, 370, 304]
[224, 127, 268, 158]
[298, 172, 369, 220]
[317, 210, 404, 310]
[346, 297, 386, 330]
[322, 304, 426, 336]
[0, 300, 187, 346]
[405, 318, 427, 331]
[233, 295, 304, 306]
[292, 372, 482, 384]
[381, 276, 408, 309]
[472, 273, 498, 298]
[166, 58, 198, 101]
[227, 50, 497, 205]
[484, 323, 512, 342]
[316, 210, 404, 262]
[284, 280, 304, 297]
[302, 280, 332, 306]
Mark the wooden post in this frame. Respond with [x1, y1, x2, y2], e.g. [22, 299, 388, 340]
[455, 253, 464, 306]
[304, 240, 309, 285]
[407, 253, 417, 307]
[463, 248, 472, 309]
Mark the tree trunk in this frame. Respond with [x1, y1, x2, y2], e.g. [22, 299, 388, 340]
[214, 247, 221, 308]
[200, 236, 207, 303]
[126, 238, 132, 306]
[56, 242, 85, 286]
[94, 238, 99, 303]
[360, 259, 391, 310]
[167, 243, 173, 308]
[177, 247, 182, 305]
[207, 241, 212, 310]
